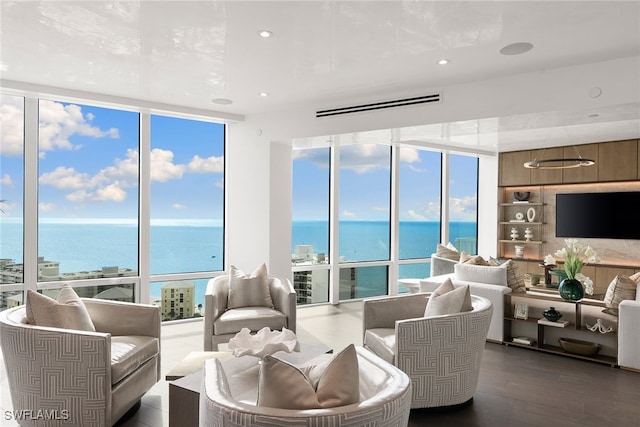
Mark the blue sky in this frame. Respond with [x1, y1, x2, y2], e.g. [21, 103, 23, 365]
[292, 144, 478, 222]
[0, 95, 224, 221]
[1, 94, 477, 223]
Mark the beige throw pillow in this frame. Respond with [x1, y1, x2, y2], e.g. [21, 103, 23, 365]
[487, 258, 527, 293]
[459, 252, 489, 265]
[424, 278, 473, 317]
[227, 263, 274, 309]
[435, 243, 460, 261]
[603, 274, 637, 316]
[257, 344, 359, 409]
[25, 284, 95, 332]
[454, 262, 508, 287]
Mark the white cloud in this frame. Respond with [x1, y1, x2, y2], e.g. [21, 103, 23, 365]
[172, 203, 187, 210]
[0, 96, 24, 156]
[340, 144, 391, 173]
[449, 195, 477, 221]
[187, 155, 224, 173]
[1, 174, 14, 187]
[150, 148, 186, 182]
[39, 202, 56, 212]
[399, 147, 421, 164]
[39, 166, 89, 190]
[38, 100, 119, 153]
[215, 180, 224, 189]
[372, 206, 388, 212]
[93, 182, 127, 202]
[342, 209, 356, 218]
[406, 209, 426, 220]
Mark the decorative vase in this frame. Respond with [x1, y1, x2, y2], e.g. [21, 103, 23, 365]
[514, 245, 525, 258]
[543, 307, 562, 322]
[558, 278, 584, 301]
[510, 228, 519, 240]
[524, 227, 533, 241]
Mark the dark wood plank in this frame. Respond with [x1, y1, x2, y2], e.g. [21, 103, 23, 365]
[409, 343, 640, 427]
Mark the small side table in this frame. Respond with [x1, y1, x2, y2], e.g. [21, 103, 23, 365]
[167, 351, 234, 427]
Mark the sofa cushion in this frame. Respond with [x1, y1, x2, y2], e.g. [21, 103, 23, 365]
[459, 252, 489, 265]
[228, 264, 274, 309]
[213, 307, 286, 335]
[455, 262, 508, 287]
[436, 243, 459, 261]
[363, 328, 396, 364]
[424, 279, 472, 317]
[257, 344, 359, 409]
[488, 258, 527, 293]
[603, 274, 639, 316]
[25, 284, 95, 332]
[111, 335, 160, 385]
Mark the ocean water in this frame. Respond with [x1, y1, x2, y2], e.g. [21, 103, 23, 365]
[0, 221, 476, 305]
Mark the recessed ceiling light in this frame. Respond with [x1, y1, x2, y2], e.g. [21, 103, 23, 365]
[499, 42, 534, 56]
[587, 113, 600, 119]
[259, 92, 269, 97]
[437, 58, 450, 65]
[211, 98, 233, 105]
[258, 30, 273, 38]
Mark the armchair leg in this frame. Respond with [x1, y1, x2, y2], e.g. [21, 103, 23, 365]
[113, 400, 142, 426]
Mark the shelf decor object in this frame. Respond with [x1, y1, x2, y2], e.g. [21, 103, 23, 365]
[524, 227, 533, 241]
[513, 191, 530, 201]
[526, 207, 536, 222]
[514, 245, 525, 258]
[545, 239, 599, 300]
[510, 228, 519, 240]
[542, 306, 562, 322]
[558, 338, 601, 356]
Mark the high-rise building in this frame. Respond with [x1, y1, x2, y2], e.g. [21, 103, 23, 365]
[161, 280, 195, 320]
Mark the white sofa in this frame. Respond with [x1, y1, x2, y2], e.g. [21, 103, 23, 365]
[618, 284, 640, 372]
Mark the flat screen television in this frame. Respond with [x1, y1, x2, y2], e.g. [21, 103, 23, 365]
[556, 192, 640, 240]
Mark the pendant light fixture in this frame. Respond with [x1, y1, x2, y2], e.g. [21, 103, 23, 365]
[523, 127, 596, 169]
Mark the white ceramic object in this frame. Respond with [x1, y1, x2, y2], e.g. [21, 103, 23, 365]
[510, 228, 519, 240]
[527, 207, 536, 222]
[524, 228, 533, 241]
[515, 245, 525, 258]
[228, 327, 300, 358]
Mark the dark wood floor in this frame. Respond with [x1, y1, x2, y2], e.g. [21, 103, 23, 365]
[408, 343, 640, 427]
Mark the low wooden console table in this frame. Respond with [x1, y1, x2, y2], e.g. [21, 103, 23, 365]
[504, 289, 618, 367]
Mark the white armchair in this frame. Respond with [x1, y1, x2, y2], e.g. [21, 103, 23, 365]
[204, 274, 297, 351]
[199, 346, 412, 427]
[363, 292, 493, 409]
[0, 298, 161, 427]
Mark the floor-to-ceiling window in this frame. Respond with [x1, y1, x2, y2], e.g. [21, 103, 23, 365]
[398, 147, 442, 288]
[292, 142, 479, 301]
[448, 154, 479, 254]
[0, 95, 25, 307]
[150, 114, 225, 320]
[291, 147, 330, 304]
[338, 143, 391, 299]
[0, 93, 225, 317]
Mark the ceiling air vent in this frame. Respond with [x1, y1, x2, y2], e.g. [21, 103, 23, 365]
[316, 93, 441, 118]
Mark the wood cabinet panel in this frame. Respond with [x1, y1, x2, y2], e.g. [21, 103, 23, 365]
[530, 147, 564, 184]
[562, 143, 599, 183]
[598, 139, 638, 181]
[499, 151, 531, 186]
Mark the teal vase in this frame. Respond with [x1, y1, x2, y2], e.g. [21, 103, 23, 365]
[558, 278, 584, 301]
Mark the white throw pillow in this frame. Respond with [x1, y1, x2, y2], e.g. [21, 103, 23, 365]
[227, 263, 274, 309]
[454, 262, 508, 287]
[424, 278, 473, 317]
[25, 284, 96, 332]
[257, 344, 359, 409]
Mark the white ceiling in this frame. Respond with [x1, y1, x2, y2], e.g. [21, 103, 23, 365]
[1, 1, 640, 152]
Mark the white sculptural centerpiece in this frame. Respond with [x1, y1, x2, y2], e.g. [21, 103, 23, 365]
[228, 326, 300, 358]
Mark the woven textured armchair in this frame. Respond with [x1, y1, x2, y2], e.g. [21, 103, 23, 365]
[0, 298, 161, 427]
[363, 292, 493, 409]
[204, 274, 297, 351]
